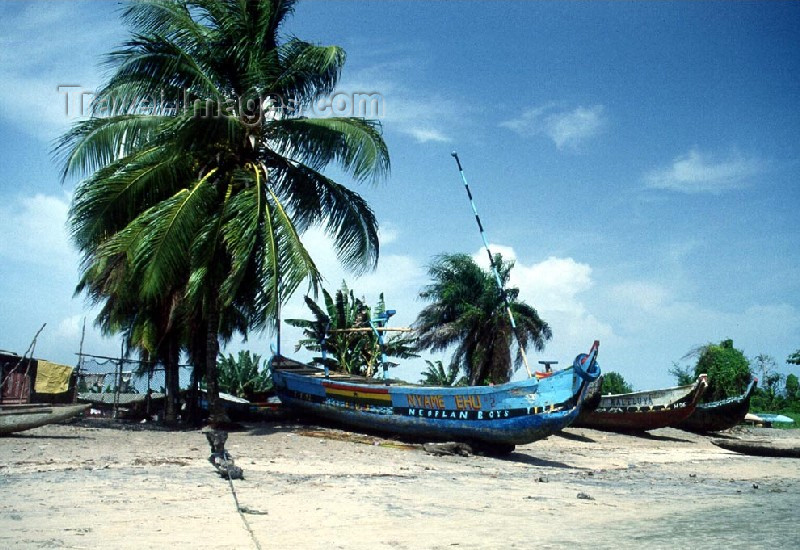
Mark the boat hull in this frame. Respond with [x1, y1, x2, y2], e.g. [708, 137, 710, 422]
[677, 377, 757, 433]
[272, 343, 600, 447]
[712, 438, 800, 458]
[0, 403, 90, 435]
[573, 375, 708, 432]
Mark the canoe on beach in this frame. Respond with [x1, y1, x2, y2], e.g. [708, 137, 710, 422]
[271, 341, 601, 451]
[677, 377, 758, 433]
[572, 375, 708, 432]
[0, 403, 90, 435]
[712, 438, 800, 458]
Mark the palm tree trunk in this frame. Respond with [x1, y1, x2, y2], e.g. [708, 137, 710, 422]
[164, 336, 180, 425]
[205, 300, 228, 424]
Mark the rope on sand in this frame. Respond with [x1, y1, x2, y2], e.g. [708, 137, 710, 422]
[206, 429, 263, 550]
[225, 471, 263, 550]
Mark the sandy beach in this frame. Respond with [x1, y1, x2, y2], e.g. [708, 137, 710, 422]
[1, 420, 798, 549]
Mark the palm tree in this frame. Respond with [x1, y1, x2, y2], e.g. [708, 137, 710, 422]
[419, 360, 466, 387]
[285, 284, 417, 377]
[57, 0, 390, 421]
[413, 253, 551, 385]
[75, 254, 187, 422]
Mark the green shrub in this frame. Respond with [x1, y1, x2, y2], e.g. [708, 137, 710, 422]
[694, 339, 751, 402]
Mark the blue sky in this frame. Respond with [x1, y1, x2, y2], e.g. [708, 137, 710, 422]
[0, 1, 798, 389]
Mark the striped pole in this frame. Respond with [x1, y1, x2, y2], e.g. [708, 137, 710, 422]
[451, 152, 533, 378]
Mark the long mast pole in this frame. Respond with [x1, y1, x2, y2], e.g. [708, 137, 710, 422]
[451, 152, 533, 378]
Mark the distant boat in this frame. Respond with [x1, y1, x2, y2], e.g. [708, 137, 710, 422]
[712, 438, 800, 458]
[754, 413, 795, 424]
[271, 341, 601, 453]
[573, 375, 708, 432]
[1, 403, 89, 435]
[676, 377, 758, 433]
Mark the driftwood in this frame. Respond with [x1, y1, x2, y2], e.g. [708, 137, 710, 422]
[423, 442, 473, 457]
[205, 430, 244, 479]
[712, 438, 800, 458]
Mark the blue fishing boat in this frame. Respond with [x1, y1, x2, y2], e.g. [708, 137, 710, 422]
[270, 341, 600, 452]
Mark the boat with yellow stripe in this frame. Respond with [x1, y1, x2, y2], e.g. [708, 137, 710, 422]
[271, 341, 601, 452]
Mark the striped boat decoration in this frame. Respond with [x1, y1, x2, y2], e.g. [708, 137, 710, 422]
[271, 341, 601, 449]
[323, 383, 392, 407]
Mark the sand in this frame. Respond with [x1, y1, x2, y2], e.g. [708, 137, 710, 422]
[1, 420, 798, 549]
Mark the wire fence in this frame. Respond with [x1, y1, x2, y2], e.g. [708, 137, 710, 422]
[76, 353, 196, 420]
[77, 354, 194, 394]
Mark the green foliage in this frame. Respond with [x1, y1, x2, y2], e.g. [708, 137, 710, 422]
[285, 283, 418, 377]
[413, 253, 551, 385]
[58, 1, 390, 422]
[601, 371, 632, 394]
[772, 411, 799, 429]
[788, 349, 800, 365]
[419, 360, 467, 387]
[217, 350, 273, 401]
[688, 339, 751, 402]
[668, 363, 694, 386]
[750, 353, 784, 410]
[786, 374, 799, 402]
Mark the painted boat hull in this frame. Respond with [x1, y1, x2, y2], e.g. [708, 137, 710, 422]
[677, 377, 758, 433]
[0, 403, 89, 435]
[272, 342, 600, 447]
[573, 375, 708, 432]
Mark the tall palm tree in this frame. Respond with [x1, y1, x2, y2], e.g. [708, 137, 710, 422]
[414, 253, 551, 385]
[57, 0, 390, 421]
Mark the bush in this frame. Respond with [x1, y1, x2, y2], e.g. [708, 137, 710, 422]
[601, 371, 632, 394]
[217, 350, 273, 401]
[693, 339, 751, 402]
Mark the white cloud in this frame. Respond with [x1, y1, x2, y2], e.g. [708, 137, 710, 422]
[405, 127, 451, 143]
[55, 314, 83, 341]
[378, 222, 399, 245]
[608, 281, 670, 313]
[334, 61, 460, 144]
[0, 192, 75, 271]
[595, 277, 800, 390]
[471, 246, 616, 373]
[644, 148, 764, 193]
[501, 103, 607, 150]
[0, 2, 121, 142]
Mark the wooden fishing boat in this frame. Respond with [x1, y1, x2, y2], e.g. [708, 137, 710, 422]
[712, 438, 800, 458]
[578, 375, 604, 416]
[271, 341, 601, 451]
[676, 377, 758, 433]
[573, 374, 708, 432]
[0, 403, 89, 435]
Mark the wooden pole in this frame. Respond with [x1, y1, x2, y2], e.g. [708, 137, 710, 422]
[451, 152, 533, 378]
